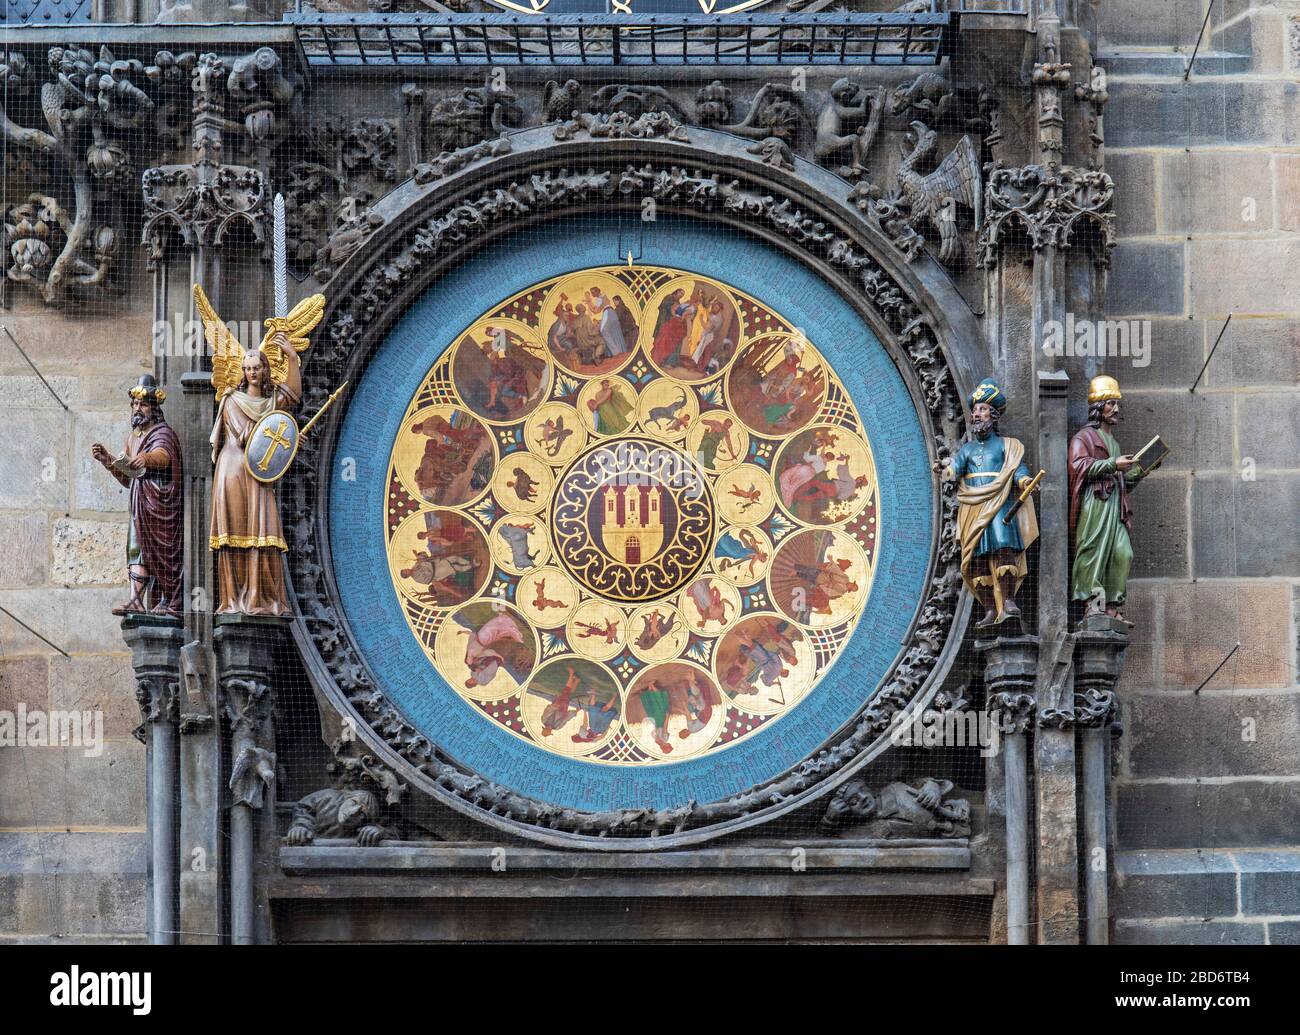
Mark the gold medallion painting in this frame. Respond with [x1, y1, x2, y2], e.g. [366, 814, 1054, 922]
[385, 266, 879, 765]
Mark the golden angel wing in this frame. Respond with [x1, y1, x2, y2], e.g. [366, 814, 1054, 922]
[260, 293, 326, 386]
[263, 293, 326, 354]
[193, 284, 245, 401]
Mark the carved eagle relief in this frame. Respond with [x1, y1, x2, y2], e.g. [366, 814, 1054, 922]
[897, 120, 982, 266]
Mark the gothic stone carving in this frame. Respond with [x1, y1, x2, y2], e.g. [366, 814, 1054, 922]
[553, 109, 689, 144]
[820, 777, 972, 839]
[132, 675, 179, 744]
[284, 148, 967, 842]
[813, 78, 885, 178]
[410, 78, 523, 158]
[0, 46, 165, 303]
[282, 735, 406, 847]
[223, 676, 274, 808]
[978, 164, 1116, 269]
[284, 789, 388, 847]
[142, 162, 266, 254]
[282, 117, 398, 280]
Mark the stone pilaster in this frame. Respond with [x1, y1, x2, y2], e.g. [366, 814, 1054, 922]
[978, 632, 1039, 945]
[214, 616, 283, 945]
[1074, 619, 1128, 945]
[122, 615, 184, 946]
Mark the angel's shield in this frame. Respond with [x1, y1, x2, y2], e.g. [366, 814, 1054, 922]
[244, 410, 300, 484]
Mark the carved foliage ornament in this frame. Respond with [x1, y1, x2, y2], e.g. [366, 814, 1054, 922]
[284, 153, 966, 841]
[978, 164, 1116, 269]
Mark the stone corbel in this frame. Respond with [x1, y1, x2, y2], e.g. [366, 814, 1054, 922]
[133, 674, 179, 745]
[122, 619, 185, 743]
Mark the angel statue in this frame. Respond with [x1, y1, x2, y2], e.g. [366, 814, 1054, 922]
[194, 283, 326, 616]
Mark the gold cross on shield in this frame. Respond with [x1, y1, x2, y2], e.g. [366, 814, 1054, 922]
[257, 417, 293, 473]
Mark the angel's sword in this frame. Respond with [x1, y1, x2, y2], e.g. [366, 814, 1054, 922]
[273, 192, 289, 319]
[273, 193, 349, 436]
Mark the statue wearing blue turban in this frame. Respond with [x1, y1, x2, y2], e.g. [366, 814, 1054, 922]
[936, 379, 1040, 628]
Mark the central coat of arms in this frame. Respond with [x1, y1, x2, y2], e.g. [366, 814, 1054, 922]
[553, 438, 713, 603]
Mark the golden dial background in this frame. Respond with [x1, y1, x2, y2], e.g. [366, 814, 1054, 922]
[385, 265, 880, 766]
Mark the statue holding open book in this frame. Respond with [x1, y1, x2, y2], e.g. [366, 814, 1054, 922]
[90, 375, 184, 617]
[1069, 375, 1168, 626]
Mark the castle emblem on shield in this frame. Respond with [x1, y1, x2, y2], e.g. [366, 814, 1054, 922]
[599, 484, 665, 565]
[553, 438, 713, 603]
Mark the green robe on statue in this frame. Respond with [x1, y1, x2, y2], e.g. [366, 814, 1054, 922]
[1069, 424, 1145, 606]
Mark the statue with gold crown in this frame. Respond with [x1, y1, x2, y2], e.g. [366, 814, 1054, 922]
[936, 378, 1042, 629]
[194, 195, 328, 616]
[1069, 375, 1163, 626]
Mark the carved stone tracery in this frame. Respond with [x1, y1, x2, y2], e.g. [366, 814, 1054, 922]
[978, 163, 1116, 269]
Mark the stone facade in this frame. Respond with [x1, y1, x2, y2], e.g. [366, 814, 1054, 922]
[0, 304, 149, 942]
[1099, 0, 1300, 946]
[0, 0, 1295, 944]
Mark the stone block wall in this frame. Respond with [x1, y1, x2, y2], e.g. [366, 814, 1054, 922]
[0, 299, 151, 942]
[1099, 0, 1300, 944]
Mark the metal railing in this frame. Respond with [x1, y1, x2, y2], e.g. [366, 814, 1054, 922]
[2, 1, 1024, 33]
[286, 12, 955, 67]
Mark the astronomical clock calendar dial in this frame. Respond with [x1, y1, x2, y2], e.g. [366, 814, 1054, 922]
[383, 265, 879, 766]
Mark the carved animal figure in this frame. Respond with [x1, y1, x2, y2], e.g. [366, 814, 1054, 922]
[896, 120, 981, 265]
[284, 788, 387, 847]
[889, 71, 954, 122]
[590, 83, 684, 119]
[542, 78, 581, 123]
[720, 83, 803, 143]
[814, 78, 884, 177]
